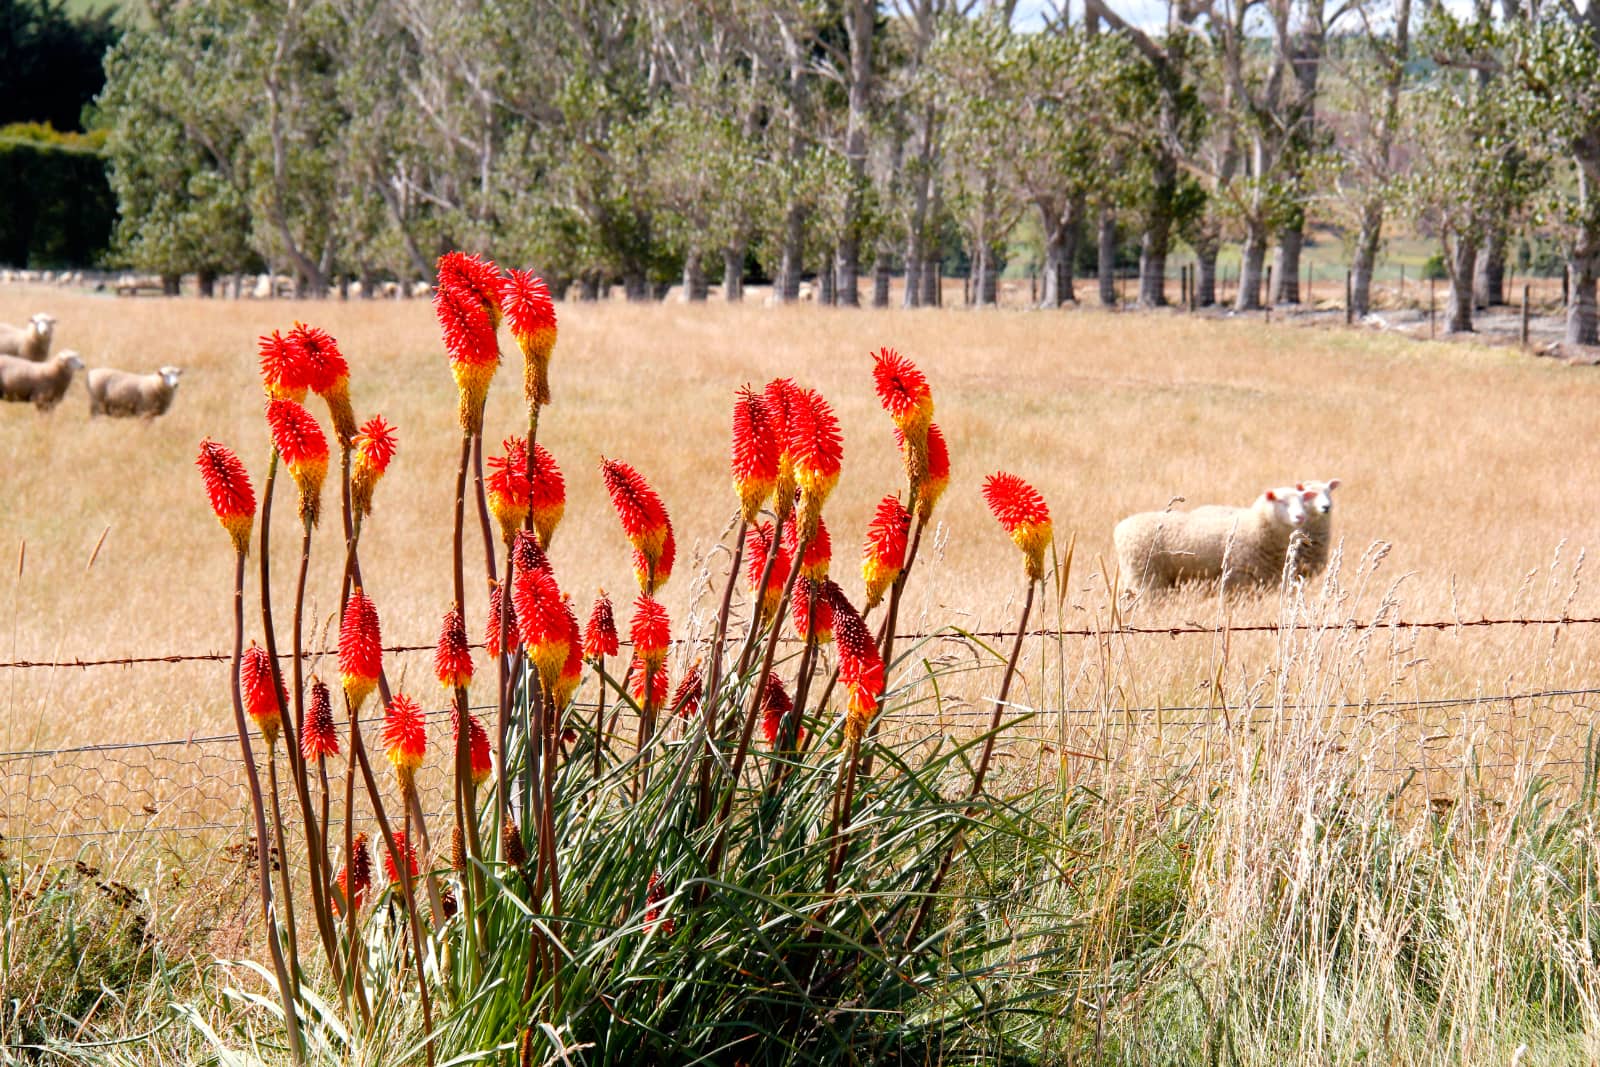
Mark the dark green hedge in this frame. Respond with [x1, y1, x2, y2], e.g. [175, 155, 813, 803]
[0, 133, 114, 268]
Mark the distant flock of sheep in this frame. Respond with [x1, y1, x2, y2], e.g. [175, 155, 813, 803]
[0, 312, 182, 418]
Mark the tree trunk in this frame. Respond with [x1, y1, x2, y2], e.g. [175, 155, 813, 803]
[198, 270, 216, 298]
[834, 0, 872, 309]
[903, 249, 923, 308]
[1350, 198, 1383, 317]
[872, 236, 892, 308]
[922, 255, 939, 307]
[1475, 228, 1507, 307]
[163, 273, 181, 297]
[723, 244, 745, 303]
[1041, 208, 1068, 309]
[819, 253, 837, 305]
[1567, 251, 1598, 346]
[974, 243, 999, 306]
[1098, 206, 1117, 306]
[683, 249, 708, 302]
[1235, 222, 1268, 311]
[359, 267, 376, 300]
[1446, 236, 1476, 333]
[1272, 224, 1303, 304]
[336, 274, 350, 301]
[778, 204, 805, 303]
[1193, 241, 1219, 308]
[622, 271, 650, 303]
[1138, 156, 1175, 307]
[578, 273, 601, 301]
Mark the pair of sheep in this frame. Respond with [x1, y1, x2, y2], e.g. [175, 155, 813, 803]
[1114, 479, 1341, 596]
[0, 311, 182, 415]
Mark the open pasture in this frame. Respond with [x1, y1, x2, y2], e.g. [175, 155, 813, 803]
[1, 287, 1597, 812]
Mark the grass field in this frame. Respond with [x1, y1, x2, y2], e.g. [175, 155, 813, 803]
[6, 286, 1600, 1063]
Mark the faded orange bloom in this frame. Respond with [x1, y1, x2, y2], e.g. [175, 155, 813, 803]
[265, 398, 329, 526]
[982, 472, 1053, 582]
[861, 494, 911, 609]
[435, 608, 473, 690]
[453, 710, 493, 788]
[196, 439, 256, 554]
[287, 323, 356, 445]
[384, 831, 420, 884]
[339, 588, 382, 713]
[351, 416, 397, 519]
[240, 642, 283, 745]
[383, 693, 427, 790]
[485, 580, 517, 658]
[500, 269, 557, 408]
[670, 660, 703, 719]
[730, 387, 779, 523]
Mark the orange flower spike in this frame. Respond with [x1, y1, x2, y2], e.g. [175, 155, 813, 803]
[784, 510, 831, 581]
[982, 472, 1053, 583]
[831, 584, 884, 741]
[265, 398, 330, 526]
[302, 677, 340, 761]
[501, 269, 557, 408]
[760, 672, 799, 748]
[240, 642, 283, 745]
[763, 378, 799, 522]
[628, 657, 670, 707]
[584, 591, 618, 659]
[336, 832, 372, 915]
[434, 270, 500, 434]
[529, 444, 566, 548]
[746, 522, 790, 625]
[435, 608, 473, 690]
[896, 422, 951, 521]
[384, 831, 420, 884]
[339, 588, 382, 713]
[485, 580, 517, 658]
[437, 251, 505, 329]
[791, 578, 834, 645]
[670, 660, 703, 719]
[602, 459, 672, 593]
[787, 387, 843, 543]
[196, 439, 256, 555]
[287, 323, 356, 446]
[731, 387, 780, 523]
[383, 693, 427, 792]
[630, 595, 670, 671]
[514, 565, 569, 695]
[351, 416, 397, 519]
[861, 494, 911, 610]
[258, 329, 311, 402]
[486, 436, 531, 545]
[453, 710, 493, 788]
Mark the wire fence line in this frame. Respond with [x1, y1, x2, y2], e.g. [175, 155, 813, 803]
[2, 613, 1596, 672]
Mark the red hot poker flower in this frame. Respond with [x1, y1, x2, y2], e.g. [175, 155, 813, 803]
[351, 416, 397, 519]
[512, 529, 550, 578]
[383, 693, 427, 790]
[760, 672, 801, 749]
[731, 387, 779, 524]
[515, 565, 569, 697]
[764, 378, 799, 521]
[670, 660, 703, 719]
[861, 494, 911, 609]
[486, 436, 531, 545]
[783, 510, 831, 581]
[486, 580, 517, 658]
[339, 588, 382, 713]
[602, 459, 672, 592]
[632, 521, 674, 595]
[435, 608, 473, 690]
[872, 347, 934, 435]
[453, 710, 493, 788]
[746, 522, 791, 626]
[645, 870, 675, 935]
[434, 281, 499, 434]
[552, 603, 584, 708]
[384, 831, 420, 884]
[240, 642, 283, 744]
[335, 833, 372, 915]
[302, 677, 340, 761]
[437, 251, 504, 328]
[500, 269, 557, 408]
[631, 595, 670, 671]
[982, 472, 1053, 583]
[585, 591, 618, 659]
[792, 578, 834, 645]
[831, 584, 884, 741]
[787, 387, 843, 543]
[627, 657, 670, 708]
[287, 322, 355, 445]
[258, 330, 311, 402]
[529, 443, 566, 548]
[197, 439, 256, 555]
[265, 398, 329, 526]
[896, 422, 950, 521]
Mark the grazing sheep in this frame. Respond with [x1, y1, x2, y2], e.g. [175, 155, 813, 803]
[1114, 487, 1309, 595]
[85, 365, 183, 418]
[1289, 479, 1341, 580]
[0, 313, 57, 361]
[0, 350, 84, 410]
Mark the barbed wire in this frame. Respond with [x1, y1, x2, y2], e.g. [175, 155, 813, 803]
[2, 614, 1596, 672]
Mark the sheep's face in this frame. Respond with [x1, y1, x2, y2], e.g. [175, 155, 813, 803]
[62, 352, 84, 372]
[1296, 479, 1340, 516]
[30, 313, 55, 339]
[1263, 488, 1308, 527]
[160, 366, 183, 389]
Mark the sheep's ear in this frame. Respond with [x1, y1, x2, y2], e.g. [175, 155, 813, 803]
[1265, 489, 1279, 501]
[1295, 482, 1305, 490]
[1328, 479, 1341, 491]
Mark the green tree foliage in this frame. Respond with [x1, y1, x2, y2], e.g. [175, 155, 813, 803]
[0, 124, 115, 267]
[0, 0, 120, 131]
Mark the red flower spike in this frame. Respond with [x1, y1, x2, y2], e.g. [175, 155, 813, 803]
[791, 578, 834, 645]
[437, 251, 504, 328]
[265, 398, 329, 526]
[339, 588, 382, 713]
[383, 693, 427, 790]
[982, 472, 1054, 583]
[602, 459, 672, 592]
[434, 282, 499, 434]
[861, 494, 911, 610]
[746, 522, 791, 626]
[630, 596, 670, 671]
[452, 710, 493, 788]
[196, 439, 256, 554]
[731, 387, 779, 524]
[553, 606, 584, 708]
[783, 510, 831, 582]
[764, 378, 800, 520]
[258, 330, 311, 402]
[287, 322, 355, 445]
[670, 660, 703, 719]
[486, 436, 530, 545]
[645, 869, 675, 935]
[515, 565, 569, 697]
[872, 347, 934, 434]
[529, 443, 566, 548]
[830, 584, 884, 741]
[486, 580, 517, 658]
[435, 608, 473, 690]
[302, 678, 340, 761]
[351, 416, 397, 519]
[585, 592, 618, 659]
[335, 833, 372, 915]
[627, 656, 670, 708]
[760, 672, 800, 749]
[384, 831, 420, 884]
[240, 643, 283, 744]
[501, 269, 557, 408]
[787, 388, 843, 543]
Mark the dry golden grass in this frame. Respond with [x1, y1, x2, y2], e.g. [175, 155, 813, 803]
[1, 286, 1597, 811]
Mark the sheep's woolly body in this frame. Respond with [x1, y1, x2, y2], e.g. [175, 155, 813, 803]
[1115, 491, 1306, 595]
[0, 351, 83, 410]
[0, 314, 55, 362]
[86, 366, 182, 418]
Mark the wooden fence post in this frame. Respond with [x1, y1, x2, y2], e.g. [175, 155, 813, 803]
[1521, 284, 1531, 348]
[1345, 271, 1353, 325]
[1429, 278, 1436, 339]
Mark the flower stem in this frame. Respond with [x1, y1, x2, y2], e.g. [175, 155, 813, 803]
[264, 745, 301, 990]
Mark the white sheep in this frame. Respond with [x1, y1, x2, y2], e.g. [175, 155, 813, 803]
[1289, 479, 1341, 580]
[1114, 487, 1309, 595]
[0, 313, 57, 362]
[85, 365, 183, 418]
[0, 350, 85, 410]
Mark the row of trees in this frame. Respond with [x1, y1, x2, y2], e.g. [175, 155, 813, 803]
[97, 0, 1600, 343]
